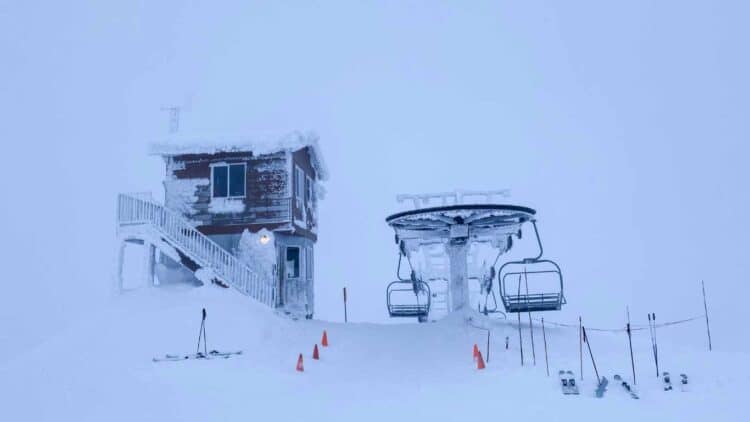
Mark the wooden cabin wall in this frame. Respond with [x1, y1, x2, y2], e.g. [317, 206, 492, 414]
[164, 151, 290, 232]
[162, 148, 320, 243]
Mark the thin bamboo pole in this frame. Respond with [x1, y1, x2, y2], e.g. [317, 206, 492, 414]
[702, 280, 713, 351]
[579, 316, 583, 380]
[542, 318, 550, 376]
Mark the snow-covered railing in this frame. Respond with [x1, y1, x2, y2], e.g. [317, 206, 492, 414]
[397, 189, 511, 209]
[117, 193, 277, 307]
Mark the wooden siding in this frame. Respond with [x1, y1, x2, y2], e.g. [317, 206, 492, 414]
[165, 148, 318, 241]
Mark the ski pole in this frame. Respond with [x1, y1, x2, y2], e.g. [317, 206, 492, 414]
[542, 317, 550, 376]
[627, 322, 636, 385]
[197, 308, 207, 355]
[702, 280, 712, 351]
[518, 311, 524, 366]
[582, 326, 600, 385]
[343, 287, 348, 323]
[652, 313, 659, 377]
[647, 313, 656, 377]
[579, 316, 583, 380]
[196, 321, 203, 354]
[202, 308, 208, 356]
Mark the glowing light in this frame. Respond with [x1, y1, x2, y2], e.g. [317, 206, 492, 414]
[259, 234, 271, 245]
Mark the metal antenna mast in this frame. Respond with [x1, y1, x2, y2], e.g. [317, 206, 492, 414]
[160, 106, 181, 134]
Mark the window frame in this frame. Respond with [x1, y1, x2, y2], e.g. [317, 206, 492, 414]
[210, 162, 247, 200]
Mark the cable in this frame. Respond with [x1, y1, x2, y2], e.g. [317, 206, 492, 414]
[529, 315, 705, 332]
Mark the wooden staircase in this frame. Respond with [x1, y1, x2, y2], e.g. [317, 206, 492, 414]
[116, 193, 277, 307]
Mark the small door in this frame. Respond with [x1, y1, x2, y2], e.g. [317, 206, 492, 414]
[281, 246, 303, 307]
[285, 246, 301, 279]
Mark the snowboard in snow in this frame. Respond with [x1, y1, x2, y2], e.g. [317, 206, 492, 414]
[595, 376, 608, 398]
[613, 374, 639, 399]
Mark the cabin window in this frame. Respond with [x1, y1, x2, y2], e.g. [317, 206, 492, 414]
[212, 163, 246, 198]
[294, 165, 305, 206]
[286, 247, 300, 278]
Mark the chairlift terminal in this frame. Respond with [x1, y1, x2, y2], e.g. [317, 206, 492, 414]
[385, 193, 565, 322]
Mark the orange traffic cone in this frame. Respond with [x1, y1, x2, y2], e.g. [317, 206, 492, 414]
[473, 344, 479, 362]
[313, 344, 320, 360]
[321, 330, 329, 347]
[296, 353, 304, 372]
[476, 350, 486, 370]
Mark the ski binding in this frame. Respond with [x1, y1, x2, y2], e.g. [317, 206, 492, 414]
[679, 373, 689, 392]
[662, 372, 673, 391]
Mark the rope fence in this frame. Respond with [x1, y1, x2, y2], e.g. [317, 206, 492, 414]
[467, 282, 713, 380]
[531, 315, 706, 333]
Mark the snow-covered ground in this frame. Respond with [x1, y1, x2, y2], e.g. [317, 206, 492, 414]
[2, 284, 746, 421]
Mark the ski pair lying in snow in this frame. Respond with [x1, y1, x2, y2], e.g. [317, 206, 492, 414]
[559, 370, 579, 395]
[153, 350, 242, 362]
[613, 374, 639, 399]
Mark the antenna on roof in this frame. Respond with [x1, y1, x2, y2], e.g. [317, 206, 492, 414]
[160, 106, 180, 134]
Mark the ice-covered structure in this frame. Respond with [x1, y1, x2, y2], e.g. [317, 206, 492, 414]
[385, 190, 565, 322]
[116, 131, 326, 318]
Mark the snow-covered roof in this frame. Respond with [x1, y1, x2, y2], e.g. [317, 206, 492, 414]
[150, 131, 328, 180]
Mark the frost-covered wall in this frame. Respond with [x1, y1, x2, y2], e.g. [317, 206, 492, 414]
[158, 146, 321, 242]
[291, 146, 319, 234]
[161, 150, 310, 233]
[236, 228, 276, 281]
[164, 177, 208, 219]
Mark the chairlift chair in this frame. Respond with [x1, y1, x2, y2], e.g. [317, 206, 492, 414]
[497, 220, 565, 313]
[386, 280, 431, 322]
[385, 249, 432, 322]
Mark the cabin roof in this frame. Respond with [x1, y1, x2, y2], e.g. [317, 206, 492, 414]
[150, 131, 328, 180]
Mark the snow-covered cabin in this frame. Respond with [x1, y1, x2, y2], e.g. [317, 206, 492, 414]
[117, 131, 326, 318]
